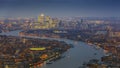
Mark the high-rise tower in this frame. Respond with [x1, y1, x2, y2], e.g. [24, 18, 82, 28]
[38, 13, 45, 23]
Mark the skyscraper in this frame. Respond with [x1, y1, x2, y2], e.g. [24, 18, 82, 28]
[38, 13, 45, 23]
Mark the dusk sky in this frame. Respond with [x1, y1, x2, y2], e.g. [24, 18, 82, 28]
[0, 0, 120, 17]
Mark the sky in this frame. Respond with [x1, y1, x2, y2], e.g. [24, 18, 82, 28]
[0, 0, 120, 17]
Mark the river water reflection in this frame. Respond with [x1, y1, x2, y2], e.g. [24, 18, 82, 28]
[0, 30, 104, 68]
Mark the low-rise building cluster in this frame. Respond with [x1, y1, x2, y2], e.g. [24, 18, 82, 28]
[0, 35, 71, 68]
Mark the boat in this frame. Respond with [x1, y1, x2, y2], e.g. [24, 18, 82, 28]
[46, 61, 53, 64]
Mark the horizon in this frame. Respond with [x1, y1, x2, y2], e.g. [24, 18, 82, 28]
[1, 15, 120, 19]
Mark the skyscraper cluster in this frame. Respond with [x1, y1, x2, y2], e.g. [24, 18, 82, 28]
[32, 13, 59, 29]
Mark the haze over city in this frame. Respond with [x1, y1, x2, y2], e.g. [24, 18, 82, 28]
[0, 0, 120, 17]
[0, 0, 120, 68]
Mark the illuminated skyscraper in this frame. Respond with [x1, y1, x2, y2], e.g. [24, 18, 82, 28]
[45, 16, 51, 22]
[38, 13, 45, 23]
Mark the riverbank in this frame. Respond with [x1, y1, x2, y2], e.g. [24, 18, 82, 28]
[0, 35, 72, 68]
[20, 29, 120, 68]
[19, 29, 86, 41]
[0, 30, 105, 68]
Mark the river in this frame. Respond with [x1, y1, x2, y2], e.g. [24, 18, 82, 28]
[0, 30, 105, 68]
